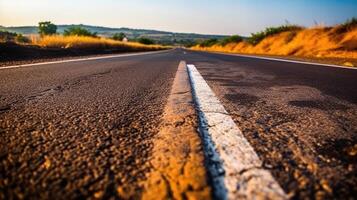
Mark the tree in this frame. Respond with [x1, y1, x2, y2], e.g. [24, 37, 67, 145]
[138, 37, 155, 45]
[112, 32, 126, 41]
[38, 21, 57, 36]
[63, 26, 97, 37]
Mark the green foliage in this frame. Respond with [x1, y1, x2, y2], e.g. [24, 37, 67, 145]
[181, 40, 198, 47]
[38, 21, 57, 36]
[137, 37, 155, 45]
[63, 26, 97, 37]
[336, 17, 357, 33]
[0, 31, 17, 42]
[247, 32, 266, 45]
[248, 25, 302, 45]
[0, 31, 29, 43]
[15, 34, 30, 43]
[220, 35, 243, 46]
[112, 32, 126, 41]
[199, 38, 218, 47]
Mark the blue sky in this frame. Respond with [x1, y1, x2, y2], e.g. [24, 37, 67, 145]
[0, 0, 356, 35]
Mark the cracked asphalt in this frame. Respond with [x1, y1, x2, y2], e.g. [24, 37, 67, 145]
[185, 50, 357, 199]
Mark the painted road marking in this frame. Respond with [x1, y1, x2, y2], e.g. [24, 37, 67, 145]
[199, 51, 356, 70]
[0, 49, 172, 70]
[187, 64, 287, 200]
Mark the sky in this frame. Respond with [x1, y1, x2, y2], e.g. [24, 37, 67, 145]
[0, 0, 356, 36]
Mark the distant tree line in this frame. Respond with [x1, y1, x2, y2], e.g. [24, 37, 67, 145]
[35, 21, 158, 45]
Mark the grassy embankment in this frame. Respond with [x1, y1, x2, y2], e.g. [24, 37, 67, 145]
[0, 29, 168, 65]
[192, 18, 357, 66]
[30, 35, 167, 51]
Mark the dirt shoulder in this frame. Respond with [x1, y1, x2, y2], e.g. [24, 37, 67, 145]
[0, 42, 166, 67]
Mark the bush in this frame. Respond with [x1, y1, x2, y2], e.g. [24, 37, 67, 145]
[0, 31, 17, 42]
[15, 34, 30, 43]
[112, 32, 126, 41]
[38, 21, 57, 36]
[220, 35, 243, 46]
[137, 37, 155, 45]
[181, 40, 197, 47]
[63, 27, 97, 37]
[335, 17, 357, 33]
[248, 25, 302, 45]
[199, 38, 219, 47]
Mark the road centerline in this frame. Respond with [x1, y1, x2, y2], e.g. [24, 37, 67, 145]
[142, 61, 211, 199]
[187, 64, 287, 200]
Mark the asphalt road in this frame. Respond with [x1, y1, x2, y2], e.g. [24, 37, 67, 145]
[1, 49, 357, 199]
[184, 50, 357, 199]
[0, 50, 183, 199]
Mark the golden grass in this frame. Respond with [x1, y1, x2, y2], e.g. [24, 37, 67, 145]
[192, 26, 357, 60]
[32, 35, 167, 51]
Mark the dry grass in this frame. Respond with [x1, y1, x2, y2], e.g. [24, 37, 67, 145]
[32, 35, 167, 51]
[192, 25, 357, 62]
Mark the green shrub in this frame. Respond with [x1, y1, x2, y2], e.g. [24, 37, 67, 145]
[220, 35, 243, 46]
[15, 34, 30, 43]
[38, 21, 57, 36]
[63, 27, 97, 37]
[247, 31, 266, 45]
[199, 38, 219, 47]
[0, 31, 17, 42]
[137, 37, 155, 45]
[112, 32, 126, 41]
[248, 25, 302, 45]
[335, 17, 357, 33]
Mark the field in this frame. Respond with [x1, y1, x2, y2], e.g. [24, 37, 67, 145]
[31, 35, 167, 51]
[192, 21, 357, 66]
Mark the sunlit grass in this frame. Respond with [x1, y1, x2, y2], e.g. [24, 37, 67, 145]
[192, 23, 357, 60]
[32, 35, 167, 51]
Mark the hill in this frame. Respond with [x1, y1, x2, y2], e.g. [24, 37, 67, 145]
[0, 24, 227, 45]
[192, 22, 357, 66]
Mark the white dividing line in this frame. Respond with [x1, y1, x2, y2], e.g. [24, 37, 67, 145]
[0, 49, 172, 70]
[201, 51, 356, 70]
[187, 64, 287, 200]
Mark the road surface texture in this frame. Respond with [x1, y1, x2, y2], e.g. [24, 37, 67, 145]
[1, 48, 356, 199]
[184, 50, 357, 199]
[0, 50, 189, 199]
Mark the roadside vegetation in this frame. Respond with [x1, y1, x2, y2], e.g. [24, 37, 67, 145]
[247, 25, 302, 45]
[192, 18, 357, 65]
[1, 21, 168, 53]
[112, 32, 126, 41]
[33, 35, 164, 51]
[38, 21, 57, 36]
[63, 26, 98, 37]
[136, 37, 155, 45]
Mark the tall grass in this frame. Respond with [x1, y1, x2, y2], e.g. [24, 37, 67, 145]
[248, 25, 303, 45]
[192, 20, 357, 60]
[32, 35, 166, 51]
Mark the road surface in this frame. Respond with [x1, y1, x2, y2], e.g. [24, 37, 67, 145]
[1, 49, 356, 199]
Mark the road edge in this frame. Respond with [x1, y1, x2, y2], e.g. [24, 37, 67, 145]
[0, 49, 172, 70]
[188, 49, 356, 70]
